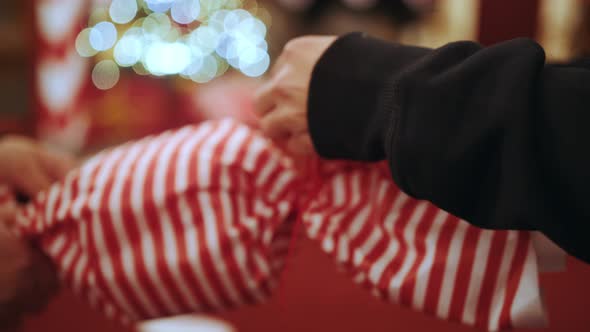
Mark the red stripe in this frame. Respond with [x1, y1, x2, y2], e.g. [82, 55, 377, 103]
[475, 231, 509, 328]
[186, 127, 235, 309]
[97, 149, 153, 319]
[118, 141, 169, 316]
[422, 215, 459, 315]
[347, 185, 402, 272]
[90, 151, 145, 319]
[46, 183, 64, 230]
[62, 245, 83, 285]
[47, 233, 71, 273]
[330, 171, 373, 264]
[230, 131, 272, 301]
[207, 124, 253, 306]
[314, 173, 352, 244]
[447, 226, 482, 322]
[156, 129, 209, 311]
[376, 198, 419, 297]
[399, 204, 439, 306]
[143, 138, 194, 314]
[63, 170, 80, 228]
[499, 232, 530, 330]
[163, 133, 215, 312]
[239, 150, 274, 298]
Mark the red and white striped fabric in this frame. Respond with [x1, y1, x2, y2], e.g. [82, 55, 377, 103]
[15, 120, 299, 324]
[5, 119, 547, 330]
[300, 162, 546, 331]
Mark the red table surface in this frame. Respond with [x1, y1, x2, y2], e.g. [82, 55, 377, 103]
[22, 237, 590, 332]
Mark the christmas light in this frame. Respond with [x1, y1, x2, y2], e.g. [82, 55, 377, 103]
[76, 0, 270, 89]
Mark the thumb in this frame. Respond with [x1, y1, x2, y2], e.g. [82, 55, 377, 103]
[37, 148, 76, 182]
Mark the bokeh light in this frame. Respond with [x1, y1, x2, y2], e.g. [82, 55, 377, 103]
[75, 28, 98, 57]
[78, 0, 271, 89]
[109, 0, 138, 24]
[89, 21, 118, 51]
[114, 31, 143, 66]
[171, 0, 200, 24]
[144, 41, 192, 75]
[145, 0, 174, 13]
[92, 60, 120, 90]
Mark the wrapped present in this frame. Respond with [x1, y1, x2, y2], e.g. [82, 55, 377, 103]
[4, 119, 551, 330]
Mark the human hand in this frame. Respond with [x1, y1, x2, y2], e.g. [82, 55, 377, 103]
[0, 136, 76, 198]
[0, 222, 59, 331]
[255, 36, 337, 156]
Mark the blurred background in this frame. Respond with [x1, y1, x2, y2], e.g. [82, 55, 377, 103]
[1, 0, 590, 331]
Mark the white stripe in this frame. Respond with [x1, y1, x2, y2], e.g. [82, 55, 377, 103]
[462, 229, 494, 325]
[198, 122, 243, 304]
[71, 253, 88, 295]
[175, 124, 224, 310]
[268, 171, 295, 201]
[436, 221, 468, 319]
[71, 155, 104, 220]
[108, 142, 160, 316]
[61, 243, 80, 271]
[56, 173, 75, 220]
[220, 125, 249, 166]
[255, 155, 279, 188]
[322, 174, 362, 253]
[89, 149, 140, 319]
[198, 121, 233, 188]
[72, 215, 90, 294]
[368, 241, 399, 285]
[347, 203, 374, 241]
[46, 233, 67, 257]
[175, 123, 213, 193]
[60, 249, 78, 282]
[353, 272, 366, 284]
[153, 128, 202, 311]
[198, 192, 243, 305]
[353, 227, 382, 267]
[510, 241, 547, 329]
[412, 210, 447, 310]
[332, 174, 346, 206]
[242, 136, 267, 171]
[197, 122, 244, 304]
[305, 174, 347, 239]
[130, 132, 181, 314]
[389, 202, 429, 303]
[253, 250, 271, 278]
[376, 180, 390, 204]
[488, 231, 518, 331]
[338, 206, 371, 263]
[220, 190, 266, 303]
[382, 192, 409, 236]
[305, 214, 324, 239]
[44, 184, 61, 229]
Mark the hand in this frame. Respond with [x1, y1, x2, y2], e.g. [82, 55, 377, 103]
[255, 36, 337, 156]
[0, 136, 76, 198]
[0, 222, 59, 331]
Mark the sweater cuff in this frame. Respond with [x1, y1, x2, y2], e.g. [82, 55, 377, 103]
[308, 32, 430, 161]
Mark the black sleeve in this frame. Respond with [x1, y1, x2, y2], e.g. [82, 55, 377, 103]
[308, 32, 590, 263]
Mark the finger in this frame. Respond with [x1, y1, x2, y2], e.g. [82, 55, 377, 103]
[260, 107, 307, 140]
[37, 148, 76, 181]
[12, 161, 53, 198]
[0, 201, 17, 228]
[254, 66, 292, 117]
[287, 133, 314, 156]
[253, 79, 278, 117]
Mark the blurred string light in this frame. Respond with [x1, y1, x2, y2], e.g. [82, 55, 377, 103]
[76, 0, 270, 89]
